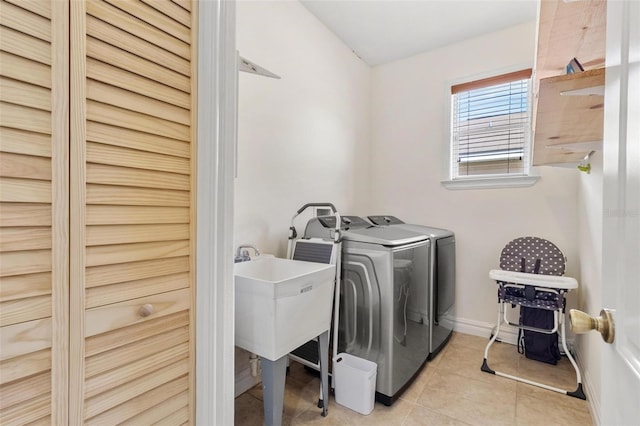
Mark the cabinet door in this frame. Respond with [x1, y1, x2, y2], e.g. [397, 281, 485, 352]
[70, 0, 196, 423]
[0, 0, 69, 424]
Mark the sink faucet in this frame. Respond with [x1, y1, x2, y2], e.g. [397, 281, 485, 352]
[235, 244, 261, 263]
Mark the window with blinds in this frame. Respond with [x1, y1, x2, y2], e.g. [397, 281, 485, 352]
[450, 69, 532, 178]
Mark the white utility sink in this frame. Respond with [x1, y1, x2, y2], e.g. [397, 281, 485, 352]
[235, 257, 335, 361]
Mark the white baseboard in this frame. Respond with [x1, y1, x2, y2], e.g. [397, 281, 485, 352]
[453, 316, 520, 345]
[235, 366, 261, 398]
[452, 316, 576, 349]
[573, 346, 600, 425]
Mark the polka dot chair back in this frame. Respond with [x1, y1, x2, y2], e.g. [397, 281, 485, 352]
[499, 237, 566, 276]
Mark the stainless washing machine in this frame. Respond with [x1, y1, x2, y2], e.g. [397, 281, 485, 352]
[368, 216, 455, 360]
[304, 216, 430, 405]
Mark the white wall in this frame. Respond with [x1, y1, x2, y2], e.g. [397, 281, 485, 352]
[235, 0, 371, 256]
[370, 21, 581, 333]
[577, 152, 603, 421]
[234, 0, 371, 394]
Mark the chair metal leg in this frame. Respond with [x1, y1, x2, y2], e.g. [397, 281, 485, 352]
[482, 302, 586, 400]
[482, 301, 503, 374]
[559, 313, 586, 399]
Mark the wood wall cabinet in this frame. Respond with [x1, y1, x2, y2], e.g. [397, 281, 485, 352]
[532, 0, 607, 166]
[1, 0, 197, 424]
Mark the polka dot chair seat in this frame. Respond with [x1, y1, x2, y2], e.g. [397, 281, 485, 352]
[497, 237, 567, 311]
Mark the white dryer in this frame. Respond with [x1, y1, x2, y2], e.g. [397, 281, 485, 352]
[368, 215, 455, 360]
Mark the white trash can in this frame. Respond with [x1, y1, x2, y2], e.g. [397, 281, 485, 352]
[333, 353, 377, 415]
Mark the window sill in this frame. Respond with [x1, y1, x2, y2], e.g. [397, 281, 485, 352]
[441, 175, 540, 190]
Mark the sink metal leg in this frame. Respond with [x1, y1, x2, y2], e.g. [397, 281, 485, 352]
[318, 330, 329, 417]
[261, 356, 287, 426]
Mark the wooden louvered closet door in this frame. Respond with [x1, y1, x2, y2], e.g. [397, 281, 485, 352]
[70, 0, 196, 424]
[0, 0, 69, 424]
[1, 0, 196, 424]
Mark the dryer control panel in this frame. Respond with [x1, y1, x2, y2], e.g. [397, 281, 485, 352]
[368, 215, 406, 225]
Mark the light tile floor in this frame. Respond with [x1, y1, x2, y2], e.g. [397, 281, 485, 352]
[235, 333, 593, 425]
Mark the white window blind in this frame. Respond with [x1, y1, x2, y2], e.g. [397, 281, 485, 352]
[451, 69, 532, 178]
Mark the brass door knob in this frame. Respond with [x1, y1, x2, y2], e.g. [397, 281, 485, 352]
[569, 309, 615, 343]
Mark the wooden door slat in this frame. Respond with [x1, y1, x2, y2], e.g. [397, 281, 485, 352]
[86, 142, 190, 174]
[0, 227, 51, 252]
[84, 376, 187, 426]
[0, 318, 51, 361]
[0, 392, 51, 426]
[0, 249, 51, 277]
[87, 79, 190, 125]
[83, 360, 189, 420]
[85, 326, 188, 378]
[0, 295, 51, 327]
[0, 371, 50, 411]
[171, 0, 191, 13]
[3, 0, 51, 19]
[141, 0, 191, 28]
[84, 342, 188, 398]
[0, 203, 51, 227]
[123, 391, 188, 426]
[87, 163, 189, 191]
[0, 26, 51, 65]
[105, 0, 190, 42]
[0, 272, 51, 303]
[0, 128, 51, 158]
[86, 239, 189, 268]
[86, 272, 189, 308]
[0, 1, 51, 42]
[0, 349, 50, 385]
[87, 0, 190, 59]
[86, 224, 189, 246]
[86, 184, 189, 207]
[85, 311, 189, 357]
[0, 153, 51, 181]
[86, 37, 190, 93]
[150, 404, 189, 426]
[86, 205, 189, 225]
[86, 100, 189, 141]
[0, 178, 51, 203]
[86, 121, 189, 158]
[23, 414, 51, 426]
[0, 52, 51, 88]
[0, 77, 51, 111]
[85, 256, 190, 288]
[87, 58, 190, 109]
[0, 103, 51, 135]
[86, 15, 190, 76]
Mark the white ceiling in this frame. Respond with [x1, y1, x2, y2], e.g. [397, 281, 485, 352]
[299, 0, 538, 66]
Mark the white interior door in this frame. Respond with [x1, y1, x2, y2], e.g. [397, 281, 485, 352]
[601, 1, 640, 424]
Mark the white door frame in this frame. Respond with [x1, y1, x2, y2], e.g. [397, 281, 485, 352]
[196, 0, 237, 425]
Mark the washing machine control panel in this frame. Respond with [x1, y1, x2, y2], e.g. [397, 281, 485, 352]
[317, 215, 370, 230]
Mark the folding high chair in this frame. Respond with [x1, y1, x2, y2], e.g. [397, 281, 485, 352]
[481, 237, 585, 400]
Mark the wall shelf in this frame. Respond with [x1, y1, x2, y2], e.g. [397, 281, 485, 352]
[532, 0, 607, 166]
[533, 68, 605, 165]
